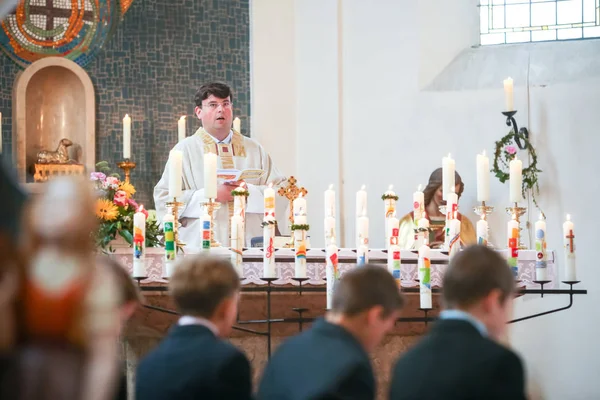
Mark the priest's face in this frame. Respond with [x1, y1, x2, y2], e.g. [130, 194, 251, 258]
[195, 94, 234, 137]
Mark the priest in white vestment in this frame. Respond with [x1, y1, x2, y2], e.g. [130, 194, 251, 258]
[154, 82, 287, 248]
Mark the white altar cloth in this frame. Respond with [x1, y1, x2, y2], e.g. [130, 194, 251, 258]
[113, 247, 557, 289]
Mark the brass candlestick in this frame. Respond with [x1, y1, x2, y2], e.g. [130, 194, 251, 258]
[505, 202, 528, 249]
[278, 176, 308, 248]
[166, 197, 185, 252]
[200, 198, 222, 247]
[117, 160, 136, 183]
[473, 201, 495, 220]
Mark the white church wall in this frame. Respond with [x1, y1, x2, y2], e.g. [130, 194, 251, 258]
[251, 1, 599, 398]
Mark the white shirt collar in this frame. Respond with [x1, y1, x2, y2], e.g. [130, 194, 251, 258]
[178, 315, 219, 336]
[207, 130, 233, 144]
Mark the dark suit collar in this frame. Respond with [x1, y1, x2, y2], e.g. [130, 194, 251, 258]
[169, 323, 217, 339]
[431, 318, 485, 337]
[312, 318, 369, 358]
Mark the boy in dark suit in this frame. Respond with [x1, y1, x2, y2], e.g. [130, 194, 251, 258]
[390, 245, 527, 400]
[135, 256, 252, 400]
[258, 265, 404, 400]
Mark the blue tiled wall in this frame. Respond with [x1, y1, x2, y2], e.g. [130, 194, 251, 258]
[0, 0, 250, 207]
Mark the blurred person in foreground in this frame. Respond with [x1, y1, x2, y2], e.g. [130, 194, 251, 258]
[390, 245, 526, 400]
[258, 265, 404, 400]
[1, 176, 123, 400]
[135, 256, 252, 400]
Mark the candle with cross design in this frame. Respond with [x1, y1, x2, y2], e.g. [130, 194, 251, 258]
[535, 213, 547, 281]
[563, 214, 576, 281]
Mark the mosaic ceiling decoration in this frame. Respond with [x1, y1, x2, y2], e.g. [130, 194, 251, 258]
[0, 0, 134, 68]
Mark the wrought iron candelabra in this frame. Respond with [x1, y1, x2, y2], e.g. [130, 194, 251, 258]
[501, 110, 530, 150]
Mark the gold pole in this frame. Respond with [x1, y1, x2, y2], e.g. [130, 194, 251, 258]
[117, 160, 136, 183]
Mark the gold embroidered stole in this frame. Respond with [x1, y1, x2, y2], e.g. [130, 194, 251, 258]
[197, 128, 247, 240]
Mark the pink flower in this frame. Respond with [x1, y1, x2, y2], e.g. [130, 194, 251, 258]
[90, 172, 106, 181]
[113, 190, 128, 207]
[505, 145, 517, 155]
[105, 176, 119, 186]
[128, 198, 139, 210]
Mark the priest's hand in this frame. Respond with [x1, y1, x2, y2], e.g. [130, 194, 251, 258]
[217, 183, 235, 203]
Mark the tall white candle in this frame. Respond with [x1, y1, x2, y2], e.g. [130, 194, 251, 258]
[178, 116, 186, 142]
[132, 206, 146, 277]
[231, 215, 244, 277]
[418, 244, 432, 309]
[476, 217, 488, 246]
[123, 114, 131, 159]
[387, 243, 401, 287]
[357, 214, 369, 249]
[233, 183, 248, 219]
[563, 214, 576, 281]
[504, 77, 514, 112]
[356, 185, 367, 217]
[509, 157, 523, 204]
[233, 117, 241, 133]
[413, 184, 424, 221]
[264, 182, 275, 218]
[448, 219, 461, 260]
[325, 238, 339, 310]
[442, 154, 455, 201]
[203, 152, 217, 199]
[293, 193, 307, 221]
[535, 213, 547, 281]
[168, 150, 183, 199]
[384, 184, 397, 218]
[325, 184, 335, 218]
[476, 150, 490, 202]
[263, 219, 276, 278]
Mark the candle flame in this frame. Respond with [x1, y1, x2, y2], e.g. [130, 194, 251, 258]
[539, 212, 545, 220]
[448, 153, 451, 158]
[179, 115, 186, 121]
[360, 184, 366, 190]
[268, 182, 273, 188]
[423, 212, 427, 218]
[512, 213, 517, 220]
[137, 205, 144, 212]
[388, 184, 393, 191]
[566, 214, 571, 221]
[124, 114, 130, 118]
[418, 184, 422, 192]
[298, 193, 303, 199]
[239, 182, 246, 188]
[482, 150, 486, 157]
[329, 184, 334, 190]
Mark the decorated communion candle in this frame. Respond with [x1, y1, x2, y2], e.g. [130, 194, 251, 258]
[442, 153, 455, 201]
[535, 213, 547, 281]
[201, 207, 212, 250]
[132, 206, 146, 277]
[356, 213, 369, 250]
[477, 216, 488, 246]
[294, 229, 307, 278]
[324, 215, 336, 244]
[386, 212, 399, 250]
[163, 212, 176, 278]
[356, 185, 367, 217]
[448, 219, 461, 260]
[509, 157, 523, 204]
[476, 150, 490, 202]
[413, 184, 425, 221]
[418, 244, 432, 309]
[325, 184, 335, 218]
[325, 238, 339, 310]
[233, 182, 248, 220]
[563, 214, 576, 281]
[416, 213, 430, 248]
[168, 150, 183, 199]
[357, 244, 369, 266]
[178, 116, 186, 142]
[293, 192, 307, 220]
[123, 114, 131, 159]
[507, 214, 519, 277]
[203, 152, 217, 199]
[445, 191, 458, 221]
[263, 218, 276, 278]
[384, 185, 397, 218]
[387, 242, 401, 288]
[264, 182, 275, 218]
[231, 215, 244, 277]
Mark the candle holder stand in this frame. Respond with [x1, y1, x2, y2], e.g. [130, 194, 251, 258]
[505, 202, 528, 249]
[200, 198, 222, 247]
[166, 197, 186, 252]
[474, 201, 495, 247]
[501, 111, 529, 150]
[117, 160, 136, 183]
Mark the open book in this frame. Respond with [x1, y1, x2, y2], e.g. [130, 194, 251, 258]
[217, 168, 265, 183]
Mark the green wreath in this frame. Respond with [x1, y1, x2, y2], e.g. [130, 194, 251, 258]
[381, 193, 399, 201]
[291, 224, 310, 231]
[492, 130, 542, 208]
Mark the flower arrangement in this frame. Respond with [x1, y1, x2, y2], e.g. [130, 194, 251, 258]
[92, 161, 161, 252]
[492, 130, 542, 208]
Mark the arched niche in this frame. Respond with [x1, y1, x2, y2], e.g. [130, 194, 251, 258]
[12, 57, 95, 185]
